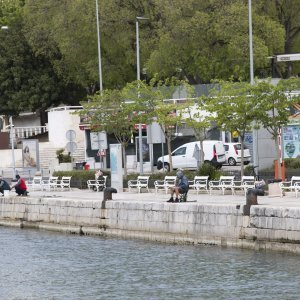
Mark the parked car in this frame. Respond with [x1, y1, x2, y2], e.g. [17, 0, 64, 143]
[157, 140, 226, 171]
[224, 143, 251, 166]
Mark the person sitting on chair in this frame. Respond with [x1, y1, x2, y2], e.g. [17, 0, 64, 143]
[167, 170, 189, 203]
[95, 170, 103, 180]
[93, 170, 105, 191]
[11, 175, 28, 196]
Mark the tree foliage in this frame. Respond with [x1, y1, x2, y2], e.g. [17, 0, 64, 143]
[79, 88, 134, 176]
[146, 0, 285, 82]
[253, 78, 300, 178]
[122, 79, 189, 172]
[258, 0, 300, 77]
[206, 81, 260, 176]
[0, 0, 299, 117]
[0, 16, 84, 116]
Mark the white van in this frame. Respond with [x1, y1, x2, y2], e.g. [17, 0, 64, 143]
[157, 141, 226, 171]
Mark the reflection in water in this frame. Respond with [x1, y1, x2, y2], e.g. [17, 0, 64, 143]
[1, 227, 300, 299]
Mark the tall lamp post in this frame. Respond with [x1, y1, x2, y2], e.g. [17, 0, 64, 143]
[9, 117, 16, 179]
[1, 26, 15, 178]
[248, 0, 258, 171]
[95, 0, 103, 92]
[95, 1, 107, 169]
[136, 16, 148, 175]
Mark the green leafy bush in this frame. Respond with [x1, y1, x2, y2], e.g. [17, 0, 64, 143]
[284, 158, 300, 169]
[53, 170, 110, 181]
[56, 148, 71, 163]
[197, 163, 223, 180]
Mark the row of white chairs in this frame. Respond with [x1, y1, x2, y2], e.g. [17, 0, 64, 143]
[279, 176, 300, 198]
[87, 176, 108, 192]
[127, 175, 259, 195]
[26, 176, 72, 191]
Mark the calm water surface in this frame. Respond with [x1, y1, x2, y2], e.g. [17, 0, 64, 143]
[0, 227, 300, 300]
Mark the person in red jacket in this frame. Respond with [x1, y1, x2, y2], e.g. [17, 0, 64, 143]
[11, 175, 29, 196]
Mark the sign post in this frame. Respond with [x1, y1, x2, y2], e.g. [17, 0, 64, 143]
[110, 144, 123, 192]
[91, 131, 107, 169]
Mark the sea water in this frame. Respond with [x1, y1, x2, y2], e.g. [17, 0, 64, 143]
[1, 227, 300, 300]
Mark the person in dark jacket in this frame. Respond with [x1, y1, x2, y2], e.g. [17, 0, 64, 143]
[11, 175, 28, 196]
[167, 170, 189, 202]
[0, 176, 11, 196]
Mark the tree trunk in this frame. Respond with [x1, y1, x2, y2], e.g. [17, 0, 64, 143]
[122, 143, 127, 177]
[240, 141, 245, 178]
[199, 140, 205, 166]
[167, 136, 173, 172]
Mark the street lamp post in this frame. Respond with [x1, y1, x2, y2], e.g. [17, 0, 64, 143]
[9, 117, 16, 179]
[95, 0, 103, 92]
[136, 16, 148, 175]
[248, 0, 258, 171]
[1, 26, 15, 178]
[95, 1, 107, 169]
[248, 0, 254, 86]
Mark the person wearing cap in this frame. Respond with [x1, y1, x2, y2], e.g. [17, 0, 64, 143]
[10, 175, 28, 196]
[0, 176, 11, 196]
[167, 170, 189, 202]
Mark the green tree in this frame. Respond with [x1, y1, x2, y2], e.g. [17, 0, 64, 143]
[80, 89, 134, 176]
[146, 0, 285, 83]
[0, 18, 85, 116]
[253, 78, 300, 179]
[207, 81, 260, 176]
[259, 0, 300, 77]
[22, 0, 158, 91]
[183, 97, 217, 167]
[122, 79, 188, 172]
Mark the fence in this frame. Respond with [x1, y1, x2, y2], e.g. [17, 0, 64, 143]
[0, 168, 51, 180]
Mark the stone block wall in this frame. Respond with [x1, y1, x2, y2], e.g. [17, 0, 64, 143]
[1, 197, 300, 253]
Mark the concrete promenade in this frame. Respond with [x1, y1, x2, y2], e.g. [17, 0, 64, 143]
[23, 188, 300, 208]
[1, 188, 300, 254]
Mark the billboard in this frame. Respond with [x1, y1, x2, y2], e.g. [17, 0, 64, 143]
[135, 137, 150, 162]
[282, 125, 300, 158]
[22, 139, 39, 168]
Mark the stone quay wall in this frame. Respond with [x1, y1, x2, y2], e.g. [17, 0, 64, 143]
[1, 197, 300, 254]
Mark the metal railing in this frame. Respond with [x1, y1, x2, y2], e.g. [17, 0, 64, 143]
[3, 125, 48, 139]
[0, 168, 50, 180]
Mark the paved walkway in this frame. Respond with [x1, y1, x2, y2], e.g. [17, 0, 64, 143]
[18, 188, 300, 208]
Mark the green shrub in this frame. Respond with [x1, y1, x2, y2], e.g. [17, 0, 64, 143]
[53, 170, 110, 181]
[244, 165, 254, 176]
[284, 158, 300, 169]
[56, 148, 72, 163]
[197, 163, 223, 180]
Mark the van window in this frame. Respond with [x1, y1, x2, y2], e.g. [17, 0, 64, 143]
[173, 147, 186, 156]
[235, 144, 241, 150]
[224, 145, 229, 151]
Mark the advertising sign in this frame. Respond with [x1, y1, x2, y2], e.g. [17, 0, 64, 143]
[282, 125, 300, 158]
[90, 132, 107, 150]
[135, 137, 150, 162]
[22, 139, 39, 168]
[110, 144, 123, 191]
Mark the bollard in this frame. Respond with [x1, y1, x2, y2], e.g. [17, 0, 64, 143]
[102, 187, 117, 210]
[243, 188, 264, 216]
[103, 187, 117, 201]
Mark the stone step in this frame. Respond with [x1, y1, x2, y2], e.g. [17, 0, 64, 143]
[39, 144, 85, 169]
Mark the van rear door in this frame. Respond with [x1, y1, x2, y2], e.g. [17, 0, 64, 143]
[214, 142, 226, 163]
